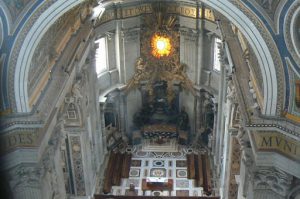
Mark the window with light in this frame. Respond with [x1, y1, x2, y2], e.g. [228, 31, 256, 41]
[213, 37, 222, 72]
[95, 37, 108, 76]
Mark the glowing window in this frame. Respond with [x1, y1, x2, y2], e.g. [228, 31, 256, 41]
[95, 37, 108, 75]
[213, 37, 222, 72]
[151, 34, 171, 58]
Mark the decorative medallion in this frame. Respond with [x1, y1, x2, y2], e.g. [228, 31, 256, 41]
[150, 168, 167, 177]
[176, 169, 187, 178]
[153, 160, 165, 167]
[129, 168, 140, 177]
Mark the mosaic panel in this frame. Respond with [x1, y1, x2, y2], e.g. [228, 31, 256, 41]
[176, 169, 187, 178]
[126, 179, 140, 187]
[129, 168, 140, 177]
[176, 179, 189, 188]
[131, 160, 142, 167]
[153, 160, 165, 167]
[176, 160, 187, 167]
[168, 169, 172, 178]
[150, 168, 167, 177]
[152, 191, 162, 196]
[69, 136, 86, 196]
[171, 151, 184, 158]
[144, 169, 148, 177]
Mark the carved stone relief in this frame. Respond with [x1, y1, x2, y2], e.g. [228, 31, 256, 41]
[254, 167, 293, 197]
[9, 164, 42, 190]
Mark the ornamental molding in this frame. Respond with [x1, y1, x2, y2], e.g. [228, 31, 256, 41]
[284, 1, 300, 77]
[7, 0, 58, 112]
[7, 0, 90, 113]
[244, 0, 284, 33]
[229, 0, 285, 115]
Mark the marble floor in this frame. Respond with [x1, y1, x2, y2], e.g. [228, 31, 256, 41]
[111, 145, 204, 197]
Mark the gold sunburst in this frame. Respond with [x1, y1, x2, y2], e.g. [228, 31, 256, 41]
[151, 34, 172, 58]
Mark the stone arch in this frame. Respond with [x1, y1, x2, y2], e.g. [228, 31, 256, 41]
[12, 0, 279, 116]
[202, 0, 278, 115]
[13, 0, 85, 113]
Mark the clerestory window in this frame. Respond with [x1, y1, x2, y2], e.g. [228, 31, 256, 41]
[213, 37, 222, 72]
[95, 37, 108, 76]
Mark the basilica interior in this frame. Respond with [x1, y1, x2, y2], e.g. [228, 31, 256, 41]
[1, 0, 300, 199]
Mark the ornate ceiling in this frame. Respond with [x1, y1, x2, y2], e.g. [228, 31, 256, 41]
[0, 0, 299, 119]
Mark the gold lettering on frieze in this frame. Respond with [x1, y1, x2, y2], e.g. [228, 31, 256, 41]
[253, 132, 300, 161]
[121, 4, 152, 18]
[98, 10, 116, 24]
[0, 131, 38, 154]
[97, 4, 215, 25]
[167, 5, 197, 18]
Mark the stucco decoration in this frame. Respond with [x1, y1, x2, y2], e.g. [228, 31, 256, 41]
[1, 0, 35, 34]
[292, 10, 300, 62]
[253, 0, 280, 19]
[285, 2, 300, 76]
[254, 167, 293, 197]
[8, 0, 86, 113]
[28, 4, 84, 97]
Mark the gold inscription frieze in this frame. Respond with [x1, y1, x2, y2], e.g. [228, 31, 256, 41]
[0, 131, 39, 154]
[121, 4, 152, 18]
[167, 5, 198, 18]
[97, 4, 215, 25]
[253, 132, 300, 161]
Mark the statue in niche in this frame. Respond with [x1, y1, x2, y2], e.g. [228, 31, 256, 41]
[177, 106, 189, 130]
[71, 79, 83, 102]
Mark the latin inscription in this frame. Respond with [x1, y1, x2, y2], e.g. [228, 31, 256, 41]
[0, 132, 38, 153]
[254, 132, 300, 160]
[97, 3, 215, 25]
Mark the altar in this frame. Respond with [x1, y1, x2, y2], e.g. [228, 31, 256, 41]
[141, 178, 173, 196]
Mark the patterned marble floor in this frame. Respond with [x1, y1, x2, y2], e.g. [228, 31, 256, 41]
[111, 145, 203, 197]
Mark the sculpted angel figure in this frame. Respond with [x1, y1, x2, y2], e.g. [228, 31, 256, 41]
[125, 57, 150, 92]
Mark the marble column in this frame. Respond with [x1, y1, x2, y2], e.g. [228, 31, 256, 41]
[115, 21, 125, 84]
[196, 5, 204, 85]
[214, 49, 227, 172]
